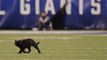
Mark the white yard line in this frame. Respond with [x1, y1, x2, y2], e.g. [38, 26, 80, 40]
[0, 30, 107, 34]
[21, 36, 83, 40]
[0, 40, 13, 42]
[0, 36, 83, 42]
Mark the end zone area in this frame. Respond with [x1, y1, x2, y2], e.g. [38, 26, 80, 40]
[0, 30, 107, 60]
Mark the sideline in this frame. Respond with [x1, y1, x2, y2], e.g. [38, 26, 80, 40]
[0, 30, 107, 34]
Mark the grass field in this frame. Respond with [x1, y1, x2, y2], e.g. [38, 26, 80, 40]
[0, 32, 107, 60]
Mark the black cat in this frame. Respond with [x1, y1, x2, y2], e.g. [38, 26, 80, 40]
[15, 38, 41, 54]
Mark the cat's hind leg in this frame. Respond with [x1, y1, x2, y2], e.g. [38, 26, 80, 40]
[27, 47, 31, 53]
[33, 46, 41, 54]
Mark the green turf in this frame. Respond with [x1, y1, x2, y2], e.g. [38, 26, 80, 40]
[0, 34, 107, 60]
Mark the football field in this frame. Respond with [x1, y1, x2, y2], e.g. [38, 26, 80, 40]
[0, 31, 107, 60]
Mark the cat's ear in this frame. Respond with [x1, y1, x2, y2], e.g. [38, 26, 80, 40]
[15, 40, 17, 42]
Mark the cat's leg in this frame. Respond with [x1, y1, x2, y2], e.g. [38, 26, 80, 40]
[23, 48, 27, 53]
[27, 47, 31, 53]
[33, 46, 41, 54]
[18, 48, 25, 54]
[18, 48, 23, 54]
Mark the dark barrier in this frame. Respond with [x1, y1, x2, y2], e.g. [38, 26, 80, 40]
[0, 0, 107, 30]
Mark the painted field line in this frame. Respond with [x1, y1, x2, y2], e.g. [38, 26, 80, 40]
[0, 30, 107, 34]
[0, 36, 83, 42]
[21, 36, 83, 40]
[0, 40, 13, 42]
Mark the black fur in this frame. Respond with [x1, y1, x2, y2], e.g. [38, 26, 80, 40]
[15, 38, 41, 54]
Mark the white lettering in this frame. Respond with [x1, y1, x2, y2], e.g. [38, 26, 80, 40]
[0, 0, 6, 15]
[20, 0, 31, 15]
[91, 0, 101, 15]
[45, 0, 55, 15]
[5, 0, 102, 15]
[35, 0, 40, 15]
[60, 0, 72, 15]
[79, 0, 84, 15]
[66, 0, 72, 15]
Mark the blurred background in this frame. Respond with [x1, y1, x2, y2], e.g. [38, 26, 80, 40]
[0, 0, 107, 30]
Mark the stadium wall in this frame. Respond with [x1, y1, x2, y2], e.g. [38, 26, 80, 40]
[0, 0, 107, 30]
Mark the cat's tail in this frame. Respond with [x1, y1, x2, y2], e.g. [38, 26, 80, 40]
[35, 41, 41, 54]
[37, 42, 40, 45]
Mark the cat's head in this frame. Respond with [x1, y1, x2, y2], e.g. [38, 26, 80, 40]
[15, 40, 22, 46]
